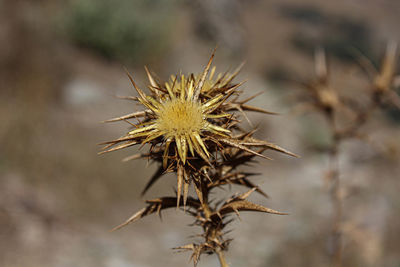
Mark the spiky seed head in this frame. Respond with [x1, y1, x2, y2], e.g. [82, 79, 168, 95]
[101, 51, 296, 208]
[122, 72, 231, 165]
[102, 52, 240, 165]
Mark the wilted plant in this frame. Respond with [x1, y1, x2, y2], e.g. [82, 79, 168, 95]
[295, 43, 399, 267]
[100, 49, 296, 266]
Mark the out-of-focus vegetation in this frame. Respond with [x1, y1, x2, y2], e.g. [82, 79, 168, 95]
[61, 0, 176, 64]
[280, 4, 375, 63]
[384, 87, 400, 123]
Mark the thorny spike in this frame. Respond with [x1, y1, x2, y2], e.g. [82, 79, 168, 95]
[238, 92, 264, 104]
[144, 66, 159, 89]
[124, 68, 148, 101]
[177, 165, 184, 208]
[115, 95, 138, 101]
[220, 138, 273, 160]
[176, 136, 183, 163]
[111, 197, 201, 232]
[163, 139, 172, 169]
[239, 104, 279, 115]
[374, 41, 398, 92]
[110, 207, 147, 232]
[122, 153, 143, 162]
[238, 187, 257, 200]
[241, 138, 300, 158]
[215, 200, 288, 218]
[183, 178, 189, 210]
[98, 141, 138, 154]
[194, 181, 204, 205]
[209, 66, 216, 80]
[193, 133, 210, 158]
[225, 61, 245, 85]
[315, 47, 328, 84]
[193, 47, 216, 100]
[102, 110, 149, 123]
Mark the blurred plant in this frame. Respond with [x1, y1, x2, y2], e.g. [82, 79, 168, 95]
[61, 0, 175, 64]
[187, 0, 245, 58]
[280, 4, 374, 63]
[100, 49, 297, 266]
[295, 43, 400, 267]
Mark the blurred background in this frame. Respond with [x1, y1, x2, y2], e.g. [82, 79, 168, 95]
[1, 0, 400, 266]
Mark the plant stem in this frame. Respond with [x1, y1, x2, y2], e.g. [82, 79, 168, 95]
[329, 146, 342, 267]
[200, 186, 229, 267]
[216, 248, 229, 267]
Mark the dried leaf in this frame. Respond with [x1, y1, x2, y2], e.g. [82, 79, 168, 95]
[214, 200, 287, 219]
[208, 172, 268, 198]
[112, 197, 201, 231]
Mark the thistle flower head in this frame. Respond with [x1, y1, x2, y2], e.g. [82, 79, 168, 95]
[124, 68, 233, 165]
[101, 50, 296, 207]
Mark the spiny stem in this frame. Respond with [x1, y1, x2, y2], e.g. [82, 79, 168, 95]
[325, 112, 343, 267]
[216, 247, 229, 267]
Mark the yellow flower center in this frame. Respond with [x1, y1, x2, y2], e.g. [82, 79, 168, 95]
[157, 99, 204, 138]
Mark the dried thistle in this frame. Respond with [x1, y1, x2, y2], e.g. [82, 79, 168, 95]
[294, 43, 400, 267]
[101, 49, 296, 266]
